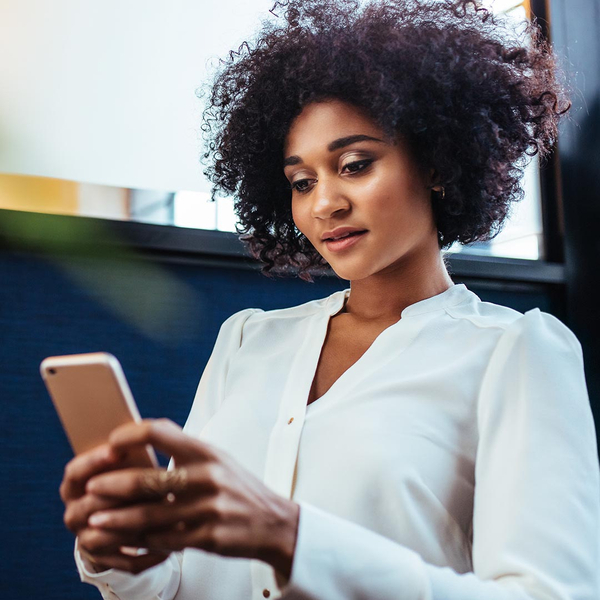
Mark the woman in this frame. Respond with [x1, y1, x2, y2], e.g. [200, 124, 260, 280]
[60, 1, 600, 598]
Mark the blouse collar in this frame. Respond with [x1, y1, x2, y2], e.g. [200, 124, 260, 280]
[326, 283, 473, 318]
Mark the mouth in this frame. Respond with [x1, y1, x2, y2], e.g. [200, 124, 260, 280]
[322, 230, 368, 242]
[323, 230, 368, 252]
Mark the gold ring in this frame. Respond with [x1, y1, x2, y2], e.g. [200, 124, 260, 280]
[140, 467, 189, 498]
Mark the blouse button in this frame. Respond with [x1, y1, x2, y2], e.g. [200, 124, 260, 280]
[288, 417, 294, 424]
[263, 589, 271, 598]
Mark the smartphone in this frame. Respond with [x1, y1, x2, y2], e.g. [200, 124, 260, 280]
[40, 352, 158, 468]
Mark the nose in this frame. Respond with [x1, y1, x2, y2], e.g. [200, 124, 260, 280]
[310, 175, 350, 219]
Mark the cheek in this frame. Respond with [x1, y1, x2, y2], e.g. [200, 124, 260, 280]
[359, 177, 404, 222]
[361, 167, 401, 201]
[360, 172, 429, 226]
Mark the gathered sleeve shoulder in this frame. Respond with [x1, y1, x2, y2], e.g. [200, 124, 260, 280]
[74, 307, 262, 600]
[279, 309, 600, 600]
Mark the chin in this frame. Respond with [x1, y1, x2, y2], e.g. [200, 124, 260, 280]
[325, 261, 376, 282]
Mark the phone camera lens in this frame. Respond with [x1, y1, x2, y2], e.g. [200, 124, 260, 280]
[48, 368, 56, 375]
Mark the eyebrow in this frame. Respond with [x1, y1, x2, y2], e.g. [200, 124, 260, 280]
[283, 134, 385, 167]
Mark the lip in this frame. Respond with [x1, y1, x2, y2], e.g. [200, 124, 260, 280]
[324, 230, 368, 252]
[321, 226, 368, 242]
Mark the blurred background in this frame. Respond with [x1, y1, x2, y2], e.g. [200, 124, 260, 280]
[0, 0, 598, 597]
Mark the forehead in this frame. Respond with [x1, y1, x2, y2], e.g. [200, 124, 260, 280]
[284, 99, 386, 155]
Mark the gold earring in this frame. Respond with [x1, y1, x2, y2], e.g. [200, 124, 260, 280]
[432, 186, 445, 200]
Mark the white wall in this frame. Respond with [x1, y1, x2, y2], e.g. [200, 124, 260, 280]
[0, 0, 273, 192]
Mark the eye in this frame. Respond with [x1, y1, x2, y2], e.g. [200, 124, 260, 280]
[289, 158, 373, 193]
[341, 158, 373, 174]
[290, 178, 315, 193]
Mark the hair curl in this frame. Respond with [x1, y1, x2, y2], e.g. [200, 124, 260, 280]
[200, 0, 571, 280]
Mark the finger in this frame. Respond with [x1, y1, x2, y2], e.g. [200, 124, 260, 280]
[84, 550, 169, 575]
[64, 494, 124, 534]
[60, 444, 121, 502]
[144, 523, 218, 554]
[87, 498, 212, 531]
[86, 465, 215, 500]
[79, 526, 147, 556]
[86, 467, 158, 500]
[108, 419, 215, 464]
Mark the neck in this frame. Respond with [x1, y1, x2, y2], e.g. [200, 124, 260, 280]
[343, 247, 454, 323]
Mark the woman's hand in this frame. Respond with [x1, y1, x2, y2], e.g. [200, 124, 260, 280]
[84, 419, 300, 580]
[60, 444, 171, 574]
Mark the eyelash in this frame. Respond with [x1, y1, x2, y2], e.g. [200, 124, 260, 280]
[290, 158, 374, 193]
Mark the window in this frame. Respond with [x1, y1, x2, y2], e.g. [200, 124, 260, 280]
[448, 0, 544, 259]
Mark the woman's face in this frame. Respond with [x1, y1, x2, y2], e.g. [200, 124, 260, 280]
[284, 99, 439, 282]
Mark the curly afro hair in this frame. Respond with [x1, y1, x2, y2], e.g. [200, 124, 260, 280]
[200, 0, 571, 280]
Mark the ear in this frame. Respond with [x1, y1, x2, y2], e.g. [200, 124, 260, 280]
[429, 168, 443, 192]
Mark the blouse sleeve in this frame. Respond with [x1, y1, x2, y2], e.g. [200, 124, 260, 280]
[279, 308, 600, 600]
[75, 308, 261, 600]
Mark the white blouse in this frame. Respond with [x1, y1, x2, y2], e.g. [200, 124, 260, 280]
[76, 283, 600, 600]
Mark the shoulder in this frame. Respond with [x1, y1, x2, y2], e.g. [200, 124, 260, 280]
[475, 307, 591, 446]
[447, 291, 581, 351]
[247, 292, 343, 323]
[492, 307, 584, 363]
[470, 306, 586, 403]
[443, 291, 585, 377]
[445, 293, 527, 332]
[218, 289, 346, 342]
[216, 307, 264, 344]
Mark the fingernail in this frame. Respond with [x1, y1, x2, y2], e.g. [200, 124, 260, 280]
[89, 512, 110, 527]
